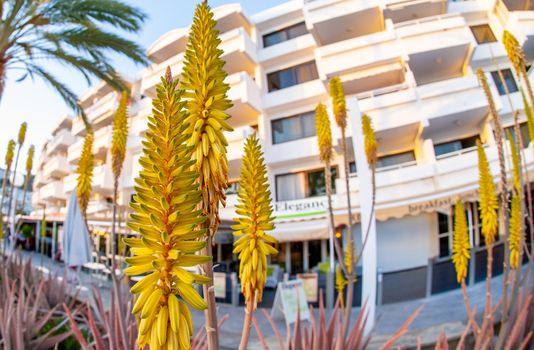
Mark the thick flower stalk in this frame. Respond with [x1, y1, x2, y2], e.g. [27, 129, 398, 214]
[335, 265, 347, 308]
[316, 103, 333, 163]
[181, 3, 233, 345]
[1, 140, 15, 205]
[7, 122, 27, 220]
[508, 131, 521, 193]
[76, 131, 94, 219]
[233, 135, 277, 350]
[111, 91, 129, 180]
[452, 201, 470, 282]
[362, 114, 377, 167]
[125, 68, 210, 349]
[181, 1, 232, 235]
[477, 141, 498, 245]
[16, 145, 34, 220]
[503, 31, 533, 107]
[509, 195, 522, 269]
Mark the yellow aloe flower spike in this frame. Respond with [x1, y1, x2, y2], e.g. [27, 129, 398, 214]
[76, 131, 94, 219]
[509, 195, 522, 269]
[125, 68, 209, 350]
[5, 140, 15, 168]
[329, 76, 347, 129]
[181, 1, 233, 236]
[452, 200, 470, 282]
[507, 131, 521, 193]
[316, 103, 333, 163]
[362, 114, 377, 167]
[335, 264, 347, 308]
[111, 91, 129, 179]
[521, 89, 534, 144]
[233, 134, 277, 305]
[477, 141, 498, 245]
[503, 30, 526, 77]
[26, 145, 34, 175]
[17, 122, 27, 146]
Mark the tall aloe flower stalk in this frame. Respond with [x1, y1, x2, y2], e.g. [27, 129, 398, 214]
[1, 140, 15, 210]
[476, 140, 499, 346]
[14, 145, 34, 232]
[503, 31, 534, 108]
[181, 2, 233, 346]
[233, 135, 277, 350]
[125, 68, 210, 349]
[7, 122, 26, 228]
[329, 76, 357, 332]
[76, 131, 94, 220]
[452, 200, 470, 283]
[508, 133, 524, 269]
[110, 91, 129, 269]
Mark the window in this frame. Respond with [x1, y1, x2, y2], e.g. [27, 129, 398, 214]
[376, 151, 415, 169]
[272, 112, 316, 144]
[276, 167, 337, 201]
[267, 61, 319, 92]
[226, 181, 240, 195]
[505, 122, 531, 148]
[470, 24, 497, 44]
[438, 212, 452, 258]
[349, 161, 357, 174]
[491, 69, 519, 95]
[434, 135, 478, 157]
[263, 22, 308, 48]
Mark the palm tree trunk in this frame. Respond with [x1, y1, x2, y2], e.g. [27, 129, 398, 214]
[6, 145, 21, 238]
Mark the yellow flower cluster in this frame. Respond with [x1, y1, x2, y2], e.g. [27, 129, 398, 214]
[26, 145, 34, 175]
[315, 103, 333, 163]
[508, 131, 521, 193]
[181, 1, 232, 235]
[509, 195, 522, 269]
[233, 135, 277, 305]
[329, 76, 347, 129]
[111, 91, 129, 180]
[452, 201, 470, 282]
[125, 68, 210, 349]
[18, 122, 27, 146]
[477, 141, 498, 245]
[5, 140, 15, 169]
[335, 264, 347, 306]
[362, 114, 377, 167]
[76, 131, 94, 218]
[503, 30, 525, 76]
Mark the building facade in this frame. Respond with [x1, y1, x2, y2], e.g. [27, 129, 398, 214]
[32, 0, 534, 304]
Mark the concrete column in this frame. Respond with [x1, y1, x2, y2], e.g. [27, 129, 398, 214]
[285, 242, 291, 275]
[347, 98, 377, 335]
[303, 240, 309, 272]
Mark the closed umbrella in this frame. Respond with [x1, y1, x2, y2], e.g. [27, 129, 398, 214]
[62, 191, 92, 282]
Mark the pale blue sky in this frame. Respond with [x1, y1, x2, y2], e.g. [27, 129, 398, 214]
[0, 0, 286, 166]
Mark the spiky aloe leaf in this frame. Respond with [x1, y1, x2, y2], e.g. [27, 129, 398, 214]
[315, 103, 333, 163]
[76, 131, 94, 218]
[125, 68, 208, 350]
[477, 141, 498, 245]
[181, 1, 233, 235]
[329, 76, 347, 129]
[232, 134, 276, 305]
[111, 91, 129, 179]
[452, 201, 470, 282]
[362, 114, 377, 167]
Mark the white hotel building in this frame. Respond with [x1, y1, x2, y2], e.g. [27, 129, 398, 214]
[33, 0, 534, 304]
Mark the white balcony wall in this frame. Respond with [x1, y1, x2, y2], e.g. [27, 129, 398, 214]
[64, 173, 77, 194]
[263, 79, 327, 112]
[40, 181, 66, 201]
[42, 155, 71, 179]
[93, 164, 114, 194]
[47, 129, 75, 155]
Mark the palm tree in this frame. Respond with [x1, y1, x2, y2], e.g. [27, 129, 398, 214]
[0, 0, 147, 128]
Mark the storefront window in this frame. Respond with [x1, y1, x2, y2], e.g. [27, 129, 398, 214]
[271, 111, 316, 144]
[267, 61, 319, 92]
[275, 167, 337, 201]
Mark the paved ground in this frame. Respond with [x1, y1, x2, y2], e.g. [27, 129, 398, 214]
[12, 249, 532, 349]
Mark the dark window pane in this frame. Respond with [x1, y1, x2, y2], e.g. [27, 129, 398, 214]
[439, 236, 450, 257]
[435, 135, 478, 156]
[438, 213, 449, 233]
[267, 61, 319, 92]
[491, 69, 519, 96]
[470, 24, 497, 44]
[376, 151, 415, 168]
[307, 167, 337, 197]
[263, 22, 308, 48]
[349, 161, 357, 174]
[272, 111, 316, 144]
[505, 122, 530, 147]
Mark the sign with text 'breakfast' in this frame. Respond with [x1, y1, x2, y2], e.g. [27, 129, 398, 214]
[271, 280, 310, 324]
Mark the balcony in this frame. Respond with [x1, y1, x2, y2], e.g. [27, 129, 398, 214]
[31, 191, 42, 207]
[85, 92, 119, 129]
[227, 127, 255, 179]
[395, 14, 475, 85]
[314, 22, 406, 95]
[47, 129, 76, 155]
[40, 181, 67, 202]
[87, 199, 112, 216]
[50, 115, 72, 136]
[92, 164, 114, 194]
[303, 0, 385, 45]
[93, 126, 112, 161]
[33, 171, 46, 189]
[502, 0, 534, 11]
[504, 11, 534, 60]
[141, 27, 257, 98]
[263, 79, 327, 113]
[227, 72, 262, 128]
[471, 42, 507, 68]
[67, 139, 83, 165]
[383, 0, 447, 24]
[64, 173, 77, 194]
[71, 117, 86, 137]
[42, 155, 71, 180]
[258, 34, 316, 67]
[146, 28, 188, 64]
